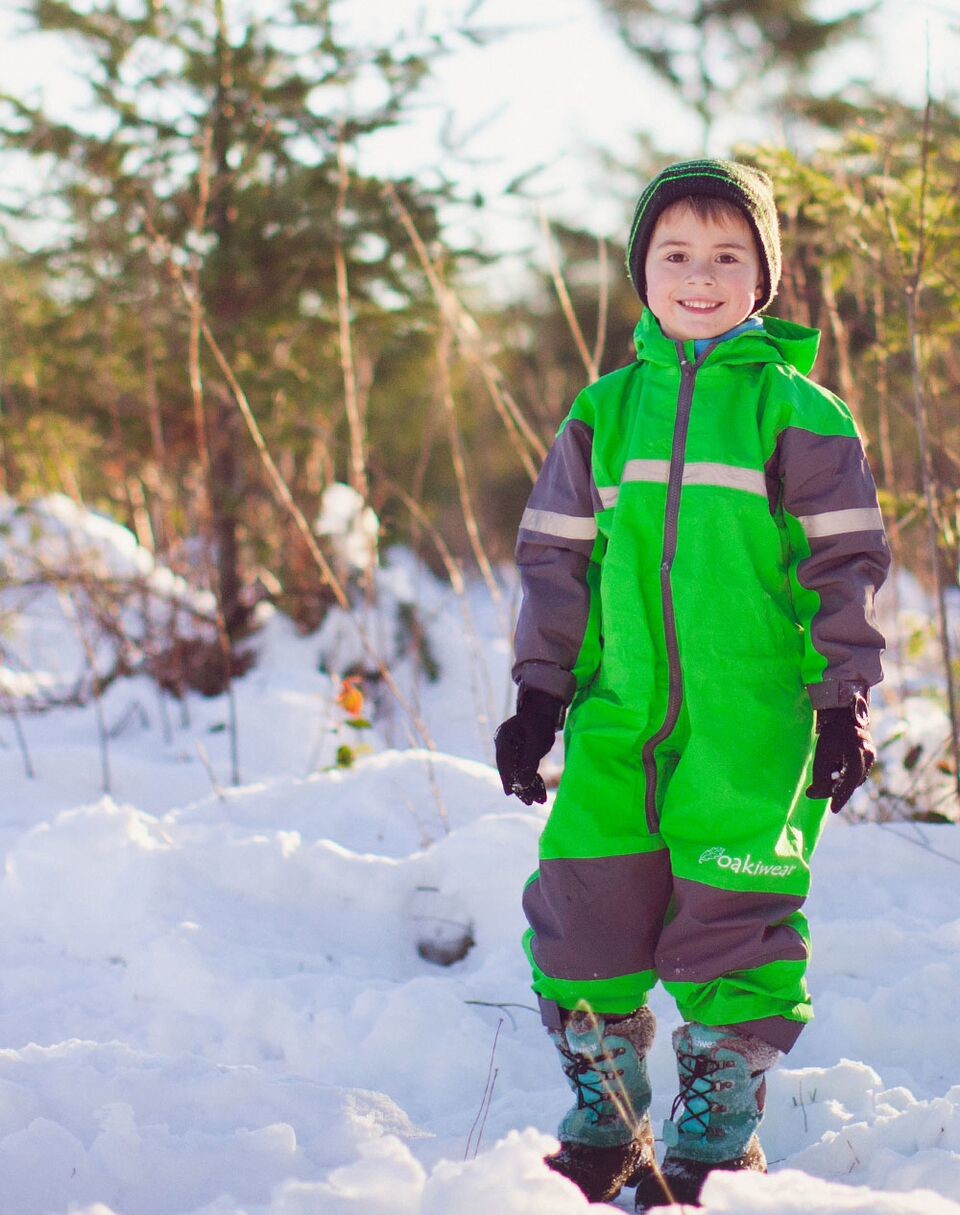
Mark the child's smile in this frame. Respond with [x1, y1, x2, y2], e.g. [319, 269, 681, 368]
[644, 204, 763, 343]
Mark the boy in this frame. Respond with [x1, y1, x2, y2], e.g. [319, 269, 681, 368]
[495, 160, 889, 1210]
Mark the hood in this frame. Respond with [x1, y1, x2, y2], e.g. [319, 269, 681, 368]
[633, 308, 821, 376]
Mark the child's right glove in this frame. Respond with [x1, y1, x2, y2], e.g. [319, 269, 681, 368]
[494, 687, 564, 806]
[806, 693, 876, 814]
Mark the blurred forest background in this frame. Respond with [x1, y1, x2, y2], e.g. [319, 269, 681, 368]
[0, 0, 957, 782]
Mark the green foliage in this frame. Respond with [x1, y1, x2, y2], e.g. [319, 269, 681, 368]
[0, 413, 101, 498]
[747, 106, 960, 560]
[0, 0, 460, 625]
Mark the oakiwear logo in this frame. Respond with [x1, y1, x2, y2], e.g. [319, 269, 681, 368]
[698, 846, 797, 878]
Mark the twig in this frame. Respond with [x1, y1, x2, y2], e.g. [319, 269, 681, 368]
[186, 121, 242, 787]
[108, 699, 149, 739]
[379, 474, 498, 759]
[474, 1066, 498, 1159]
[195, 740, 226, 801]
[876, 820, 960, 868]
[156, 685, 173, 746]
[592, 234, 609, 374]
[383, 182, 545, 479]
[421, 748, 450, 836]
[2, 692, 35, 778]
[792, 1080, 815, 1134]
[436, 321, 502, 605]
[333, 133, 368, 501]
[465, 1018, 503, 1160]
[381, 475, 466, 594]
[463, 999, 539, 1031]
[539, 208, 597, 380]
[61, 585, 111, 795]
[1, 568, 218, 626]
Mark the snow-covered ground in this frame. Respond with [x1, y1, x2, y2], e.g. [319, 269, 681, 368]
[2, 497, 960, 1214]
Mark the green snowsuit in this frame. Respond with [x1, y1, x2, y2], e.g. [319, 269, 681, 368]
[515, 310, 889, 1052]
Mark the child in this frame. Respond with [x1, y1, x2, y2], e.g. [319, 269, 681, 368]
[494, 160, 889, 1210]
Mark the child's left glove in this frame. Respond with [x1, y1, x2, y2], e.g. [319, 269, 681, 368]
[494, 687, 564, 806]
[806, 693, 876, 814]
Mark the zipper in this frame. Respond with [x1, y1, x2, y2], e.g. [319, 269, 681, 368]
[641, 346, 699, 833]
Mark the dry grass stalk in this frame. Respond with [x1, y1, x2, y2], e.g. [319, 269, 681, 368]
[60, 584, 112, 795]
[539, 209, 598, 381]
[384, 475, 498, 762]
[382, 182, 545, 479]
[1, 688, 35, 779]
[185, 123, 241, 786]
[334, 134, 369, 501]
[436, 322, 502, 604]
[592, 235, 609, 374]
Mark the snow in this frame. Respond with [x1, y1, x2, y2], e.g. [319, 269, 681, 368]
[1, 499, 959, 1213]
[314, 484, 380, 574]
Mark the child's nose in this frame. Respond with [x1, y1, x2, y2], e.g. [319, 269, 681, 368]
[686, 258, 716, 282]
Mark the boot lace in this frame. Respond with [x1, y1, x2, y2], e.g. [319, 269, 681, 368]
[670, 1049, 729, 1136]
[557, 1038, 626, 1125]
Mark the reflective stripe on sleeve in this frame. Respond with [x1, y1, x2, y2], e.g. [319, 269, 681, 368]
[519, 507, 598, 541]
[796, 507, 885, 538]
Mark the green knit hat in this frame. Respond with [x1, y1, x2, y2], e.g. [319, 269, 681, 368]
[626, 159, 782, 313]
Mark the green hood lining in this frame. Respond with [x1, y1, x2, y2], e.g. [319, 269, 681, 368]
[633, 309, 820, 376]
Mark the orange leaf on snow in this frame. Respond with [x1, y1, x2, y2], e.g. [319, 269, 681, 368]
[336, 677, 364, 717]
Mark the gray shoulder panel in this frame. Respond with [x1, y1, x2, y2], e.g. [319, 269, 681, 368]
[775, 427, 885, 519]
[512, 546, 590, 702]
[771, 426, 890, 697]
[798, 531, 889, 695]
[516, 418, 600, 557]
[513, 418, 600, 702]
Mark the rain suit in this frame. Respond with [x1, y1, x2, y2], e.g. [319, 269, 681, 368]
[515, 310, 889, 1052]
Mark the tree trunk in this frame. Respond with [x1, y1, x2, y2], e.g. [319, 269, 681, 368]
[207, 5, 246, 636]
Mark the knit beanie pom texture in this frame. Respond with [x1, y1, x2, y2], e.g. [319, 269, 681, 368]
[626, 159, 782, 313]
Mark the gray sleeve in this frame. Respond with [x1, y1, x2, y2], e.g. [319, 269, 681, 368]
[512, 418, 601, 703]
[774, 426, 891, 708]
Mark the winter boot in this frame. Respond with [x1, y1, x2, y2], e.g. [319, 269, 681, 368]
[635, 1022, 779, 1211]
[545, 1005, 657, 1203]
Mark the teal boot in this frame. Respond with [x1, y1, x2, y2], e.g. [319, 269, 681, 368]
[635, 1022, 779, 1211]
[545, 1006, 657, 1203]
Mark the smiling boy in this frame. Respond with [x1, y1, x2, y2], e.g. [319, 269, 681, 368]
[644, 202, 764, 341]
[495, 160, 889, 1209]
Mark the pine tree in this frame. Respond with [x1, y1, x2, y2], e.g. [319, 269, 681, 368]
[0, 0, 450, 633]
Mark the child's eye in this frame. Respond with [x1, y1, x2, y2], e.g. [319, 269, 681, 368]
[717, 254, 739, 264]
[665, 252, 686, 263]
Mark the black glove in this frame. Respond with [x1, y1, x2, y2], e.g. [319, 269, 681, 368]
[494, 688, 564, 805]
[806, 693, 876, 814]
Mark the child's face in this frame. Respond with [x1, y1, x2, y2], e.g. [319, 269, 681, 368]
[644, 203, 764, 342]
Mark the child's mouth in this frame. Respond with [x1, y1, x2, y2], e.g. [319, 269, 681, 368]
[678, 299, 722, 312]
